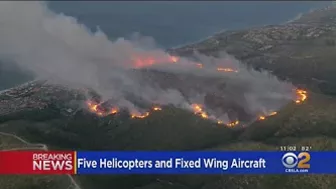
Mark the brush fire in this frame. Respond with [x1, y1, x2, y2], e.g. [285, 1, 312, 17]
[132, 54, 238, 73]
[85, 55, 308, 127]
[86, 88, 307, 126]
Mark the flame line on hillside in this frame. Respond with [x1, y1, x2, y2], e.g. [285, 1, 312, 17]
[135, 55, 239, 73]
[85, 88, 307, 127]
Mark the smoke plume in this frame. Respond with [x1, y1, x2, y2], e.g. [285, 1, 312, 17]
[0, 2, 296, 124]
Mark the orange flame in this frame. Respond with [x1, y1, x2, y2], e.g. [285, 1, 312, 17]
[130, 106, 162, 119]
[191, 104, 209, 119]
[258, 116, 266, 120]
[295, 89, 307, 104]
[132, 56, 157, 68]
[217, 120, 239, 127]
[131, 112, 150, 119]
[192, 104, 240, 127]
[132, 54, 240, 75]
[87, 101, 98, 112]
[200, 112, 209, 119]
[255, 111, 278, 121]
[87, 101, 119, 116]
[192, 104, 202, 112]
[86, 100, 245, 128]
[110, 108, 119, 114]
[226, 120, 239, 127]
[86, 99, 162, 119]
[153, 106, 162, 111]
[169, 56, 179, 63]
[217, 67, 238, 73]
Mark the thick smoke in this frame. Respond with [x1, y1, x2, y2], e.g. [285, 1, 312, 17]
[0, 1, 186, 110]
[0, 2, 295, 123]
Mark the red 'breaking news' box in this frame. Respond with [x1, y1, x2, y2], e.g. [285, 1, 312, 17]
[0, 151, 76, 174]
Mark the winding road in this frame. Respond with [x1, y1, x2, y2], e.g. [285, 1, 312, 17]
[0, 131, 81, 189]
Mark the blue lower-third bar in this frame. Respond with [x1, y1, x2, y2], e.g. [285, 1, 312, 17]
[74, 151, 336, 174]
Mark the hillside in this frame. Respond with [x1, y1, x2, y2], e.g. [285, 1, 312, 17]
[1, 84, 336, 189]
[1, 6, 336, 189]
[170, 6, 336, 96]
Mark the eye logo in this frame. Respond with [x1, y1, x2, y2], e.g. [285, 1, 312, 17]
[282, 152, 310, 169]
[282, 152, 298, 168]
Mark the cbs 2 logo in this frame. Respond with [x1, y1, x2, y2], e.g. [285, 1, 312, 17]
[282, 152, 310, 169]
